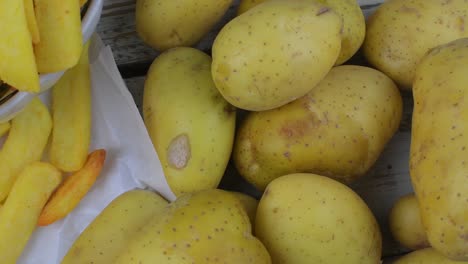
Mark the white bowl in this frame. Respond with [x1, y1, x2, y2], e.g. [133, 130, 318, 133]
[0, 0, 104, 123]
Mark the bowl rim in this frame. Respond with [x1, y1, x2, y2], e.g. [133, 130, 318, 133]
[0, 0, 104, 123]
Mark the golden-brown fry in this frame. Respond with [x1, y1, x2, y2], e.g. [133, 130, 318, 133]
[0, 122, 10, 138]
[0, 162, 62, 264]
[0, 0, 40, 92]
[50, 42, 91, 172]
[38, 149, 106, 226]
[34, 0, 83, 73]
[24, 0, 40, 44]
[0, 98, 52, 202]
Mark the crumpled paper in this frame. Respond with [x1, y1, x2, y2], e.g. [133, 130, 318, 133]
[18, 35, 176, 264]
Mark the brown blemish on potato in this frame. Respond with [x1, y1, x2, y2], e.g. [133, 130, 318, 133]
[167, 133, 191, 169]
[316, 7, 330, 16]
[169, 29, 183, 43]
[279, 113, 320, 139]
[457, 16, 465, 32]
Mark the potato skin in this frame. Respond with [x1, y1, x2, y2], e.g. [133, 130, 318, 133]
[143, 47, 236, 196]
[234, 65, 402, 190]
[363, 0, 468, 89]
[389, 194, 429, 250]
[212, 0, 342, 111]
[135, 0, 232, 51]
[255, 173, 382, 264]
[410, 38, 468, 261]
[394, 248, 468, 264]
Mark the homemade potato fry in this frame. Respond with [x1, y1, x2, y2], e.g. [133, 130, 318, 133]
[0, 162, 62, 264]
[24, 0, 40, 44]
[34, 0, 83, 73]
[38, 149, 106, 226]
[0, 98, 52, 202]
[50, 42, 91, 172]
[0, 0, 40, 92]
[0, 122, 10, 138]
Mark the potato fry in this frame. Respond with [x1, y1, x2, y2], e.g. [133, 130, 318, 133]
[24, 0, 40, 44]
[38, 149, 106, 226]
[0, 162, 62, 264]
[0, 98, 52, 202]
[34, 0, 83, 73]
[0, 122, 10, 138]
[50, 42, 91, 172]
[0, 0, 40, 92]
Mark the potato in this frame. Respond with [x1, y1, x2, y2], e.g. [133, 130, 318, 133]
[234, 65, 402, 190]
[229, 191, 258, 226]
[143, 47, 236, 196]
[389, 194, 429, 250]
[62, 189, 168, 264]
[0, 97, 52, 202]
[0, 0, 40, 92]
[135, 0, 232, 51]
[394, 248, 468, 264]
[39, 150, 106, 226]
[50, 41, 91, 172]
[363, 0, 468, 89]
[410, 38, 468, 261]
[211, 0, 342, 111]
[34, 0, 83, 73]
[256, 173, 382, 263]
[0, 122, 10, 138]
[24, 0, 40, 44]
[114, 189, 271, 263]
[236, 0, 365, 65]
[0, 162, 62, 264]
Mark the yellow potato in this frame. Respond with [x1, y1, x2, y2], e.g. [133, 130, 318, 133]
[0, 0, 40, 92]
[236, 0, 365, 65]
[394, 248, 468, 264]
[0, 122, 10, 138]
[234, 65, 402, 190]
[62, 189, 168, 264]
[229, 191, 258, 226]
[256, 173, 382, 264]
[135, 0, 232, 51]
[410, 38, 468, 261]
[389, 194, 429, 250]
[115, 189, 271, 263]
[0, 97, 52, 202]
[24, 0, 40, 44]
[363, 0, 468, 89]
[50, 42, 91, 172]
[34, 0, 83, 73]
[0, 162, 62, 264]
[211, 0, 342, 111]
[143, 47, 236, 196]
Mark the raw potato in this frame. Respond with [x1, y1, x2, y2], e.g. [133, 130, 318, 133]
[62, 189, 168, 264]
[410, 38, 468, 261]
[0, 122, 10, 138]
[0, 162, 62, 264]
[115, 189, 271, 263]
[363, 0, 468, 89]
[0, 0, 40, 92]
[50, 42, 91, 172]
[38, 149, 106, 226]
[211, 0, 342, 111]
[234, 65, 402, 190]
[256, 173, 382, 264]
[34, 0, 83, 73]
[143, 47, 236, 196]
[236, 0, 366, 65]
[389, 194, 429, 250]
[394, 248, 468, 264]
[24, 0, 40, 44]
[230, 191, 258, 226]
[0, 97, 52, 202]
[135, 0, 232, 51]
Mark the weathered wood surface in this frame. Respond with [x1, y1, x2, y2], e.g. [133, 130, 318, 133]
[102, 0, 413, 261]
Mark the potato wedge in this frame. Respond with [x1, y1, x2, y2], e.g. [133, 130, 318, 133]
[50, 42, 91, 172]
[0, 122, 10, 138]
[34, 0, 83, 73]
[0, 98, 52, 202]
[0, 0, 40, 92]
[24, 0, 40, 44]
[0, 162, 62, 264]
[38, 149, 106, 226]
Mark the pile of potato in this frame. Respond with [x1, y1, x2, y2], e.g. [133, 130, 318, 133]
[58, 0, 468, 263]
